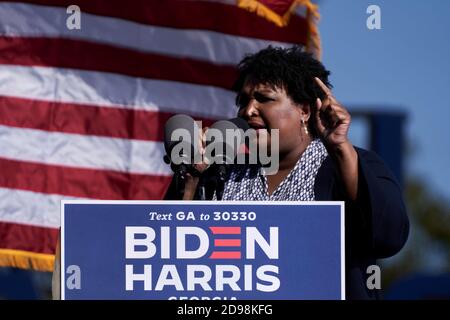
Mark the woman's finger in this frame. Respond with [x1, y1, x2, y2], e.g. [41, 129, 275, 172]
[315, 98, 326, 133]
[314, 77, 333, 97]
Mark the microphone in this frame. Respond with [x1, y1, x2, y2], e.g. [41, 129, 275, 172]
[163, 114, 249, 200]
[205, 117, 249, 200]
[163, 114, 200, 196]
[205, 117, 249, 164]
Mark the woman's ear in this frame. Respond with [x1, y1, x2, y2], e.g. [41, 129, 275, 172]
[301, 104, 311, 122]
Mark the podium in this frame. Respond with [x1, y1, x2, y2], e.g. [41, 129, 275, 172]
[60, 200, 345, 300]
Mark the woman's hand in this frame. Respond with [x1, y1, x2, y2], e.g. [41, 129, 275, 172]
[183, 126, 209, 200]
[314, 77, 358, 201]
[314, 77, 351, 149]
[192, 125, 210, 174]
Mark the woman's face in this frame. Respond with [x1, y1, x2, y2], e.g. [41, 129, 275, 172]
[237, 81, 308, 155]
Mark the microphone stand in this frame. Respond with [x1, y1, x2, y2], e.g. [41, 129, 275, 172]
[164, 155, 189, 200]
[197, 174, 206, 200]
[215, 164, 227, 201]
[173, 163, 188, 200]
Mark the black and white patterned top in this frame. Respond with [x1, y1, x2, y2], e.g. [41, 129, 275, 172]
[217, 139, 328, 201]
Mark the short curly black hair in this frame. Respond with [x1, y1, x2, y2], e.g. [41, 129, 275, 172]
[232, 45, 332, 137]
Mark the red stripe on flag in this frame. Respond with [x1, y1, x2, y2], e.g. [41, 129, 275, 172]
[0, 96, 216, 141]
[210, 251, 241, 259]
[257, 0, 295, 16]
[0, 37, 238, 90]
[0, 157, 172, 200]
[9, 0, 307, 44]
[209, 227, 241, 234]
[0, 221, 58, 254]
[214, 239, 241, 247]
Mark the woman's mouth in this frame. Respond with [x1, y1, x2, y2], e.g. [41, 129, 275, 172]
[247, 121, 266, 130]
[247, 122, 269, 140]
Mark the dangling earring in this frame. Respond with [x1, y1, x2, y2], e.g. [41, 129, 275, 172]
[301, 118, 309, 135]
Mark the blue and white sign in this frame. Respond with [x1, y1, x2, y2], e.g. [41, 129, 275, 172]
[61, 200, 345, 300]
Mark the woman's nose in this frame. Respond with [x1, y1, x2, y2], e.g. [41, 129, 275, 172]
[241, 99, 259, 119]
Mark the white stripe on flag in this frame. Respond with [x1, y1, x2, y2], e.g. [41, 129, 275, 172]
[0, 64, 238, 119]
[0, 2, 292, 66]
[0, 187, 81, 228]
[0, 125, 172, 175]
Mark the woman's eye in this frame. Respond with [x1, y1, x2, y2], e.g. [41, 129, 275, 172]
[236, 93, 274, 109]
[255, 95, 272, 103]
[254, 92, 274, 103]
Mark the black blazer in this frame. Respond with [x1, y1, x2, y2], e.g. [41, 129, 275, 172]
[314, 147, 409, 299]
[164, 147, 410, 300]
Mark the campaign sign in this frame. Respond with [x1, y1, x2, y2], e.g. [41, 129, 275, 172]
[61, 200, 345, 300]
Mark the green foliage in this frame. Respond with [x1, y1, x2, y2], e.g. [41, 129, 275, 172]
[382, 178, 450, 289]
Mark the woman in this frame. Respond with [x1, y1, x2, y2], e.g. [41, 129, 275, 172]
[165, 46, 409, 300]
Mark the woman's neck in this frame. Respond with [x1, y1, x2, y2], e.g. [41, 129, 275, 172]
[265, 135, 313, 196]
[278, 135, 313, 172]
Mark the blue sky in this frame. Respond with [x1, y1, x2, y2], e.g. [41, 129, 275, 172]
[318, 0, 450, 201]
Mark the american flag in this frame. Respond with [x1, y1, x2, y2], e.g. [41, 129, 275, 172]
[0, 0, 319, 271]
